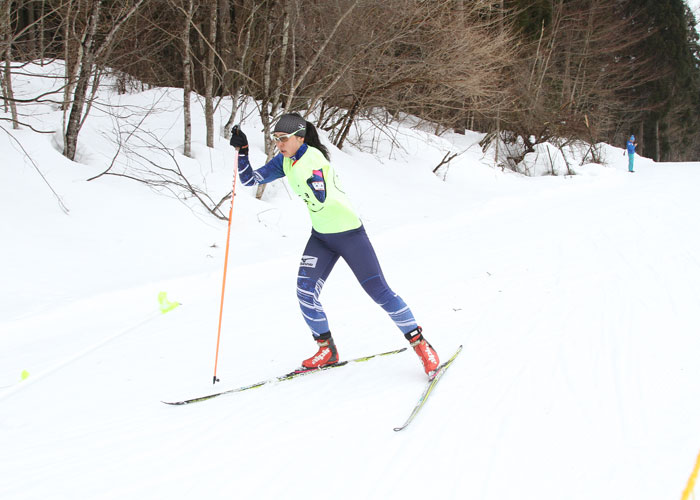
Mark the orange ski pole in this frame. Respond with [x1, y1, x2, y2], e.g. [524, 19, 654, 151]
[212, 151, 238, 384]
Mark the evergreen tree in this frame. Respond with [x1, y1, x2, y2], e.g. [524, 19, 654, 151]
[623, 0, 700, 160]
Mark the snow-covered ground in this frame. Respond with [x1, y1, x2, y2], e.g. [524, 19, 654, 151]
[2, 62, 699, 500]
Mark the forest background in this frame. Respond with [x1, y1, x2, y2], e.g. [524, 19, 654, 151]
[2, 0, 700, 187]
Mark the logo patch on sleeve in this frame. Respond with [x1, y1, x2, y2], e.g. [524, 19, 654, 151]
[300, 255, 318, 268]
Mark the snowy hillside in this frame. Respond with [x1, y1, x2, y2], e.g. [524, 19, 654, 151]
[1, 62, 699, 500]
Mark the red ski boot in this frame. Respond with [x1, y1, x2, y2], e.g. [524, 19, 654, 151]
[301, 334, 339, 369]
[405, 327, 440, 376]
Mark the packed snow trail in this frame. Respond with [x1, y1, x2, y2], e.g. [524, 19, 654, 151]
[3, 161, 699, 500]
[2, 67, 700, 498]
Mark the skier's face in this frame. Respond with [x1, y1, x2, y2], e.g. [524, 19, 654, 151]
[273, 132, 304, 158]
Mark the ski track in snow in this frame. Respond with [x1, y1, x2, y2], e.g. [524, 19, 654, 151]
[2, 69, 700, 499]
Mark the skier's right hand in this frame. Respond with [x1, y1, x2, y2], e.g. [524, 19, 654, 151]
[230, 125, 249, 155]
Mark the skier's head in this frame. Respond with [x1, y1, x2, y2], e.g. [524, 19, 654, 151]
[272, 113, 330, 161]
[630, 135, 635, 141]
[274, 114, 306, 138]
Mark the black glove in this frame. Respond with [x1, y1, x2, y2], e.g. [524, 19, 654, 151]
[230, 125, 249, 155]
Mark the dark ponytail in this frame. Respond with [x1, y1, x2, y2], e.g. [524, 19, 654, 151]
[287, 113, 330, 161]
[303, 121, 330, 161]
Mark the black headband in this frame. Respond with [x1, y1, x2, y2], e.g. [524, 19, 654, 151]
[274, 114, 307, 137]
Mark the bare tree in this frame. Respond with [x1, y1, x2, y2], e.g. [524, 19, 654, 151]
[223, 1, 263, 135]
[313, 0, 516, 150]
[62, 0, 147, 161]
[203, 0, 217, 148]
[1, 0, 19, 129]
[180, 0, 195, 157]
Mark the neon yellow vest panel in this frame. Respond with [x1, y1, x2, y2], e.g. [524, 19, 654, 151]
[282, 146, 361, 234]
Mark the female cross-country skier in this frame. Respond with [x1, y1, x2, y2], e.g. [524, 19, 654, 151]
[229, 113, 439, 376]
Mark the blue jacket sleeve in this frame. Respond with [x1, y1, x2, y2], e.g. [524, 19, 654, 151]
[238, 153, 285, 186]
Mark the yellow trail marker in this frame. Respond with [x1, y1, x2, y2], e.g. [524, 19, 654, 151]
[158, 292, 180, 314]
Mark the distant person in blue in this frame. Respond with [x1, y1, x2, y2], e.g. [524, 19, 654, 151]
[625, 135, 637, 173]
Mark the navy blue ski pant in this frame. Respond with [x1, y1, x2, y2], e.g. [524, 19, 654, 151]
[296, 225, 417, 337]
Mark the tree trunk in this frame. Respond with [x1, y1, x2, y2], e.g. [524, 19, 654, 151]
[272, 4, 289, 115]
[39, 1, 46, 63]
[224, 0, 258, 136]
[62, 1, 82, 115]
[495, 0, 503, 163]
[25, 2, 37, 58]
[654, 119, 660, 162]
[216, 0, 234, 137]
[2, 61, 19, 131]
[256, 7, 286, 201]
[182, 0, 194, 158]
[64, 0, 102, 161]
[204, 1, 217, 148]
[1, 0, 19, 128]
[335, 98, 360, 150]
